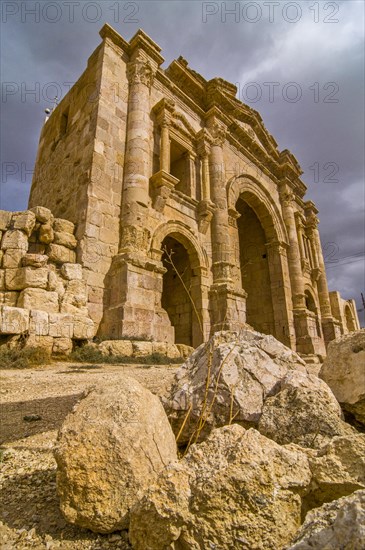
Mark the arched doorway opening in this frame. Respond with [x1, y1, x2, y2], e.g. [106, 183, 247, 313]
[161, 236, 194, 346]
[236, 198, 275, 336]
[305, 289, 321, 337]
[344, 304, 356, 332]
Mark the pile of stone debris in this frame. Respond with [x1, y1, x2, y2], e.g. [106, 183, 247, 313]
[52, 329, 364, 549]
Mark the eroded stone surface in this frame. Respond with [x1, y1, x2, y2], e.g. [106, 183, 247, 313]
[320, 330, 365, 427]
[129, 425, 311, 550]
[55, 377, 177, 533]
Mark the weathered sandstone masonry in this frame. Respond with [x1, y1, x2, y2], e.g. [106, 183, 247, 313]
[0, 207, 94, 354]
[26, 24, 360, 357]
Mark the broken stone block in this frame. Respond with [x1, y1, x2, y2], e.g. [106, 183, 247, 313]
[0, 269, 4, 291]
[54, 231, 77, 250]
[53, 337, 73, 356]
[152, 341, 168, 356]
[22, 254, 48, 268]
[3, 249, 25, 268]
[49, 313, 73, 338]
[30, 206, 53, 224]
[5, 267, 49, 291]
[39, 223, 54, 244]
[132, 341, 153, 357]
[60, 303, 89, 315]
[24, 334, 53, 353]
[73, 316, 95, 340]
[99, 340, 133, 357]
[62, 280, 87, 306]
[29, 309, 49, 336]
[61, 263, 83, 281]
[0, 306, 29, 334]
[47, 244, 76, 264]
[54, 218, 75, 234]
[18, 288, 59, 313]
[0, 291, 18, 306]
[48, 270, 66, 297]
[12, 210, 36, 236]
[1, 230, 28, 251]
[0, 210, 12, 231]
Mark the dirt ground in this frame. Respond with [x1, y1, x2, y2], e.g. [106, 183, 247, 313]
[0, 361, 179, 549]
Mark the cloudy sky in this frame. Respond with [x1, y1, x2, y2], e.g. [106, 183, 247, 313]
[1, 0, 364, 324]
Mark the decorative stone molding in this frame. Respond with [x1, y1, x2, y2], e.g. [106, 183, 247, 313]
[227, 207, 241, 228]
[197, 200, 215, 234]
[120, 224, 151, 253]
[149, 170, 179, 213]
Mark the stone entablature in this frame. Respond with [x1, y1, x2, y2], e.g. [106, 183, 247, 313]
[27, 25, 360, 356]
[0, 208, 94, 354]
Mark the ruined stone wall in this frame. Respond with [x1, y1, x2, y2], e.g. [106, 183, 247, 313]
[0, 208, 94, 354]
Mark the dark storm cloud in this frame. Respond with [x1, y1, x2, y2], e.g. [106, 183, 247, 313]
[0, 0, 364, 321]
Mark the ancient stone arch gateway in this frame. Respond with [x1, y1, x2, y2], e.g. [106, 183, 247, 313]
[29, 25, 360, 358]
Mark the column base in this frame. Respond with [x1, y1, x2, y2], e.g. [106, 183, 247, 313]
[294, 309, 327, 356]
[99, 252, 175, 343]
[209, 283, 247, 334]
[321, 316, 342, 347]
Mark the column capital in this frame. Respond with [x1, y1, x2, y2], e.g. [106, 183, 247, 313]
[279, 188, 295, 208]
[196, 129, 212, 156]
[306, 211, 319, 230]
[127, 53, 156, 88]
[208, 121, 227, 147]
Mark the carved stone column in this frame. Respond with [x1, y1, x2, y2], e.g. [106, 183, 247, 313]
[101, 39, 174, 342]
[208, 121, 233, 284]
[279, 184, 325, 354]
[119, 52, 155, 253]
[265, 240, 296, 349]
[206, 116, 246, 333]
[196, 130, 215, 234]
[279, 185, 306, 310]
[306, 208, 336, 345]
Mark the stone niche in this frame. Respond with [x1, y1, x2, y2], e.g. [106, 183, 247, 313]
[0, 208, 94, 355]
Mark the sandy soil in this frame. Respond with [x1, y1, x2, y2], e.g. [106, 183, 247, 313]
[0, 361, 179, 549]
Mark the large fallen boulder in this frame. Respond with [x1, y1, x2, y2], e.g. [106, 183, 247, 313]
[320, 330, 365, 427]
[164, 330, 307, 445]
[54, 377, 177, 533]
[258, 385, 354, 449]
[301, 433, 365, 514]
[287, 490, 365, 549]
[129, 425, 311, 550]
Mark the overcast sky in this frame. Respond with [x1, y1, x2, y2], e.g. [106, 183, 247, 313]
[1, 0, 364, 324]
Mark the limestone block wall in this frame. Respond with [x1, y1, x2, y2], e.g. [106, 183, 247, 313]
[0, 208, 94, 354]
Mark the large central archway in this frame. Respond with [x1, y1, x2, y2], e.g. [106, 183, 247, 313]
[236, 198, 275, 336]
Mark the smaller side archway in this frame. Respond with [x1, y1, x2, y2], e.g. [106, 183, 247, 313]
[344, 303, 356, 332]
[305, 288, 321, 338]
[150, 222, 208, 347]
